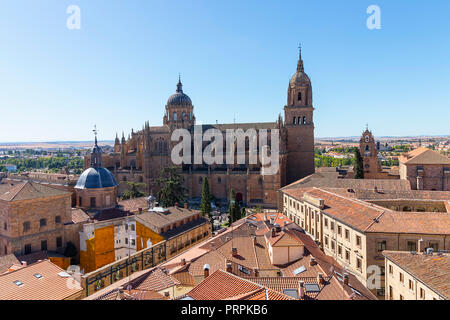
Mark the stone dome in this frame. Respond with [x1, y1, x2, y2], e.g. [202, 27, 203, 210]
[167, 78, 192, 106]
[290, 71, 311, 87]
[75, 167, 118, 189]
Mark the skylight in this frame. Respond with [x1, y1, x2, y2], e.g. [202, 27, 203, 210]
[13, 280, 24, 287]
[304, 283, 320, 293]
[283, 289, 298, 299]
[293, 265, 306, 275]
[33, 273, 43, 279]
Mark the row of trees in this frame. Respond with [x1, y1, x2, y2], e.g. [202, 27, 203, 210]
[0, 156, 84, 174]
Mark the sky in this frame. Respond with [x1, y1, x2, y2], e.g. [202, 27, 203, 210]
[0, 0, 449, 143]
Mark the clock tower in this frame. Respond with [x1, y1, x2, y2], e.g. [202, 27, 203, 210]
[359, 127, 381, 179]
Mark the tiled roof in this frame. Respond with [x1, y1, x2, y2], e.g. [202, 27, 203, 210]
[95, 288, 167, 300]
[399, 147, 450, 165]
[118, 197, 148, 213]
[283, 187, 450, 235]
[71, 208, 90, 224]
[185, 269, 293, 300]
[0, 260, 82, 300]
[0, 254, 21, 274]
[281, 176, 411, 192]
[137, 206, 200, 230]
[131, 267, 180, 292]
[322, 187, 450, 201]
[383, 251, 450, 299]
[0, 181, 71, 202]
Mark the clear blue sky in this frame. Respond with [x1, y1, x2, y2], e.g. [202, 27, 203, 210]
[0, 0, 449, 142]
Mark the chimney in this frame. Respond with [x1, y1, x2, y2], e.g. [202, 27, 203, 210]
[254, 268, 259, 277]
[271, 228, 276, 238]
[184, 202, 188, 209]
[164, 292, 170, 298]
[374, 186, 378, 193]
[418, 239, 425, 253]
[226, 263, 233, 273]
[309, 257, 316, 266]
[317, 272, 324, 285]
[203, 264, 210, 278]
[232, 247, 238, 257]
[21, 261, 27, 267]
[343, 273, 349, 286]
[181, 258, 186, 266]
[298, 281, 305, 299]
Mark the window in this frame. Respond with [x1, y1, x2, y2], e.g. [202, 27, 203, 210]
[79, 196, 82, 206]
[409, 279, 414, 291]
[131, 224, 135, 231]
[389, 265, 393, 274]
[356, 258, 362, 270]
[131, 239, 135, 246]
[330, 221, 334, 231]
[380, 266, 385, 276]
[389, 286, 393, 299]
[345, 250, 350, 261]
[377, 287, 385, 297]
[345, 229, 349, 240]
[331, 240, 335, 251]
[399, 295, 404, 300]
[90, 197, 96, 208]
[23, 221, 30, 232]
[302, 116, 306, 125]
[337, 225, 342, 236]
[338, 245, 342, 256]
[4, 246, 7, 254]
[293, 117, 296, 125]
[199, 177, 203, 184]
[298, 117, 301, 125]
[297, 92, 302, 101]
[125, 238, 128, 245]
[324, 236, 329, 247]
[24, 244, 31, 254]
[420, 288, 425, 299]
[324, 218, 328, 227]
[407, 241, 417, 252]
[173, 112, 177, 121]
[356, 235, 361, 248]
[3, 222, 7, 230]
[40, 218, 47, 227]
[56, 237, 62, 248]
[41, 240, 47, 251]
[55, 216, 61, 224]
[377, 240, 386, 252]
[399, 272, 404, 283]
[218, 177, 221, 184]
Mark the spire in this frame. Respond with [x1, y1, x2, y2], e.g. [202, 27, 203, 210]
[91, 125, 102, 168]
[93, 124, 98, 147]
[176, 74, 183, 93]
[297, 43, 304, 73]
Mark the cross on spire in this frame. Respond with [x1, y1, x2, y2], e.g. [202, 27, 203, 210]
[297, 43, 304, 73]
[176, 74, 183, 93]
[93, 125, 99, 146]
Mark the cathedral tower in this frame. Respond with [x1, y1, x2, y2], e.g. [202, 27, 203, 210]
[283, 46, 315, 184]
[163, 76, 195, 129]
[360, 127, 381, 179]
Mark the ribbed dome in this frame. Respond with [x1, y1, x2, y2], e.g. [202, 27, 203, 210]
[167, 92, 192, 106]
[75, 167, 118, 189]
[167, 78, 192, 106]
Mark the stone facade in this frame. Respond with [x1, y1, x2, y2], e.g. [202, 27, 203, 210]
[85, 49, 315, 207]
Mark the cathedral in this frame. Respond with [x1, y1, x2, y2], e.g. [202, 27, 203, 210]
[85, 48, 315, 207]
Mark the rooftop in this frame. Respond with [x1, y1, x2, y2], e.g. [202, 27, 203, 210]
[383, 251, 450, 299]
[0, 180, 71, 202]
[398, 147, 450, 165]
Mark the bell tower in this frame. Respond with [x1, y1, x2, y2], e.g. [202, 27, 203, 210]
[283, 46, 315, 184]
[360, 126, 381, 179]
[163, 76, 195, 130]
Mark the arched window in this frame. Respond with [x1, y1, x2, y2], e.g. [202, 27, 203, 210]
[173, 112, 177, 121]
[298, 92, 302, 101]
[182, 112, 186, 120]
[298, 117, 301, 125]
[218, 177, 221, 184]
[293, 117, 296, 125]
[199, 177, 203, 184]
[303, 116, 306, 124]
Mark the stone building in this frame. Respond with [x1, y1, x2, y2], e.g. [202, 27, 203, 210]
[84, 48, 316, 207]
[399, 147, 450, 191]
[0, 180, 73, 257]
[280, 185, 450, 299]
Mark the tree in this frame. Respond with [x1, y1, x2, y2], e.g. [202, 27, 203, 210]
[122, 181, 146, 200]
[354, 148, 364, 179]
[200, 177, 213, 226]
[64, 241, 78, 264]
[228, 189, 241, 224]
[156, 166, 188, 207]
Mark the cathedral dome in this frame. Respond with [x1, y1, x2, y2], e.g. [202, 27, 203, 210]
[167, 77, 192, 106]
[75, 167, 118, 189]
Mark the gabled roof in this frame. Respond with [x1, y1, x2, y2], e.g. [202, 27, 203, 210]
[0, 260, 82, 300]
[383, 251, 450, 299]
[399, 147, 450, 165]
[130, 267, 180, 292]
[0, 181, 71, 202]
[0, 254, 21, 274]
